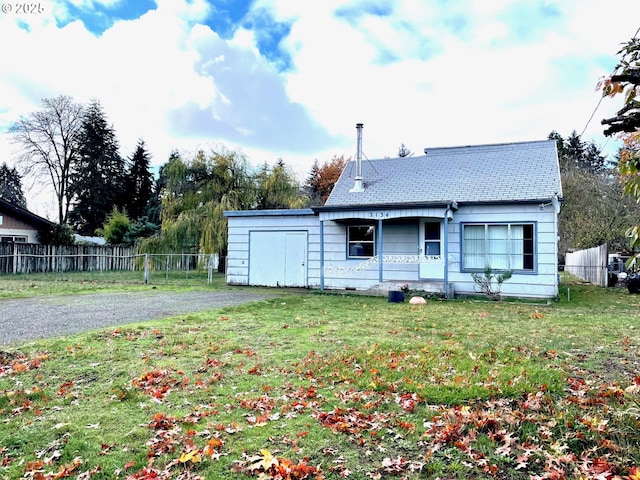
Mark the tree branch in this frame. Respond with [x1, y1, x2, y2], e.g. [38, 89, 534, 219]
[611, 72, 640, 85]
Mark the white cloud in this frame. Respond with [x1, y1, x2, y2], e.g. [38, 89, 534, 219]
[1, 0, 639, 217]
[260, 0, 638, 160]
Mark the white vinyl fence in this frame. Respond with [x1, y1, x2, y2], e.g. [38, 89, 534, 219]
[565, 243, 609, 287]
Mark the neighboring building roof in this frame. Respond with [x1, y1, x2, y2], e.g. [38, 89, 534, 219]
[73, 234, 106, 245]
[324, 140, 562, 208]
[225, 208, 315, 217]
[0, 197, 54, 228]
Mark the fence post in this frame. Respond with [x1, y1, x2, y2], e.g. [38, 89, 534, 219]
[208, 253, 214, 285]
[12, 244, 18, 274]
[144, 253, 150, 284]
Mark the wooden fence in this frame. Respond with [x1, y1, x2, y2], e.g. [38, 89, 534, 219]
[0, 244, 220, 284]
[0, 243, 136, 274]
[565, 243, 609, 287]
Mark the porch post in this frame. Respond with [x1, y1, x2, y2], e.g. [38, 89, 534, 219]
[443, 209, 450, 298]
[319, 220, 325, 291]
[378, 219, 383, 282]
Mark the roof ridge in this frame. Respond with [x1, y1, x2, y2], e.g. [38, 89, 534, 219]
[427, 139, 555, 150]
[344, 139, 555, 163]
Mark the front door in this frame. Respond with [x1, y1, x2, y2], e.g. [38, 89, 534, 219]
[419, 220, 444, 279]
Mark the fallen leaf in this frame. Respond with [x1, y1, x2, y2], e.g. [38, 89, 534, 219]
[179, 449, 202, 464]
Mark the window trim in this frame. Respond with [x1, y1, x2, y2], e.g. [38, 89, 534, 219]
[347, 224, 376, 259]
[460, 222, 537, 273]
[1, 235, 28, 244]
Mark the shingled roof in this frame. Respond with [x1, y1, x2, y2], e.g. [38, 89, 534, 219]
[323, 140, 562, 208]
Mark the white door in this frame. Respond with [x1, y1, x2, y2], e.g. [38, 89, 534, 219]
[419, 220, 444, 279]
[283, 232, 307, 287]
[249, 231, 307, 287]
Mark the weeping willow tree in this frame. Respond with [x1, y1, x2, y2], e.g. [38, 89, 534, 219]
[138, 147, 307, 272]
[255, 159, 309, 210]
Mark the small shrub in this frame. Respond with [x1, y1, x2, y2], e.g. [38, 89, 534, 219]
[96, 207, 131, 245]
[38, 223, 75, 245]
[471, 266, 512, 300]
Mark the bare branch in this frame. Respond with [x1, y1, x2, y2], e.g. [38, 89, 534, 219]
[9, 95, 84, 223]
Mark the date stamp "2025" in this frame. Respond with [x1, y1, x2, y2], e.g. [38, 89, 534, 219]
[1, 3, 45, 14]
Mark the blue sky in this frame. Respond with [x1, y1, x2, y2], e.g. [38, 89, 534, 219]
[0, 0, 637, 217]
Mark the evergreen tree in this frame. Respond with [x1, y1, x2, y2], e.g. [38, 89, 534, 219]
[125, 139, 154, 221]
[583, 142, 607, 174]
[144, 174, 165, 226]
[397, 143, 413, 157]
[551, 131, 609, 174]
[547, 130, 567, 158]
[69, 100, 127, 236]
[564, 131, 585, 167]
[0, 163, 27, 208]
[123, 217, 160, 246]
[304, 160, 321, 204]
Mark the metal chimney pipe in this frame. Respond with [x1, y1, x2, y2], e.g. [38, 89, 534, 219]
[350, 123, 365, 192]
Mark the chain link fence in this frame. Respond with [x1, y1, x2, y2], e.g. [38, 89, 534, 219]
[139, 253, 219, 285]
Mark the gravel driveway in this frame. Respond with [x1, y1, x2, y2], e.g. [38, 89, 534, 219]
[0, 290, 276, 346]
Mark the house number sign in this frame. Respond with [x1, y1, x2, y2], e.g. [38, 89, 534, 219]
[367, 211, 390, 218]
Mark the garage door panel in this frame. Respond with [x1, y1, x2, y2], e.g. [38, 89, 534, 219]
[249, 231, 307, 287]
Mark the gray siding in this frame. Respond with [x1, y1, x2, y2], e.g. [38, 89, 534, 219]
[448, 204, 558, 298]
[226, 212, 320, 287]
[319, 204, 558, 297]
[320, 220, 421, 289]
[226, 203, 559, 298]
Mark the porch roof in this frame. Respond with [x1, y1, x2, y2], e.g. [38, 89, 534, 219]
[313, 201, 456, 221]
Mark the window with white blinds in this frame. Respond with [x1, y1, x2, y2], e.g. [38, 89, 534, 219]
[462, 223, 534, 272]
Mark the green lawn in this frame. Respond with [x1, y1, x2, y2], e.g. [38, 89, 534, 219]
[0, 270, 229, 298]
[0, 274, 639, 479]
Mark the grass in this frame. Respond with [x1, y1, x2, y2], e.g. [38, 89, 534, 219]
[0, 270, 230, 298]
[0, 273, 639, 479]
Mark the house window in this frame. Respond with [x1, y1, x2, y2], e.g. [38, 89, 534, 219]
[1, 236, 27, 243]
[348, 225, 376, 258]
[462, 223, 534, 271]
[424, 222, 441, 256]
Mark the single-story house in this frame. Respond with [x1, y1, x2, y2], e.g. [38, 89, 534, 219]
[0, 197, 54, 244]
[225, 131, 563, 299]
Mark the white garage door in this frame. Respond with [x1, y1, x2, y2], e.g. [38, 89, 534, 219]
[249, 231, 308, 287]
